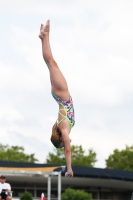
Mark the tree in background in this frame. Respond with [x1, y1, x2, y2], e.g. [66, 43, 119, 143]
[106, 145, 133, 170]
[0, 144, 38, 163]
[20, 192, 33, 200]
[46, 145, 97, 167]
[62, 188, 92, 200]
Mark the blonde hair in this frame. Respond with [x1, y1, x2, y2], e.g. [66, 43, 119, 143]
[50, 122, 62, 148]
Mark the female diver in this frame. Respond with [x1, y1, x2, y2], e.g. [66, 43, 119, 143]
[39, 20, 75, 177]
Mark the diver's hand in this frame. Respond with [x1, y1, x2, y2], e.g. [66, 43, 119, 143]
[65, 171, 73, 177]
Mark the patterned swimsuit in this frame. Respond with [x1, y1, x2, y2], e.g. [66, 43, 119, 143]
[52, 93, 75, 128]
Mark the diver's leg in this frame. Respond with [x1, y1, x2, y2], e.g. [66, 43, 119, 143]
[39, 20, 70, 100]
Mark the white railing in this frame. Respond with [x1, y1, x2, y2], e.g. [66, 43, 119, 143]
[12, 199, 58, 200]
[12, 198, 58, 200]
[12, 198, 127, 200]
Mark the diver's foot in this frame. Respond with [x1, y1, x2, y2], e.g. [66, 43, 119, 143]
[39, 20, 50, 39]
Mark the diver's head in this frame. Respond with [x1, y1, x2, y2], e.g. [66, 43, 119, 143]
[51, 122, 64, 148]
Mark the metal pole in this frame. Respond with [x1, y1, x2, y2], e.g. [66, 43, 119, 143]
[97, 187, 100, 200]
[131, 192, 133, 200]
[47, 175, 51, 200]
[34, 183, 37, 198]
[58, 171, 61, 200]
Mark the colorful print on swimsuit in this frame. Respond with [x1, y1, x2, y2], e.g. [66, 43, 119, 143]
[52, 93, 75, 127]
